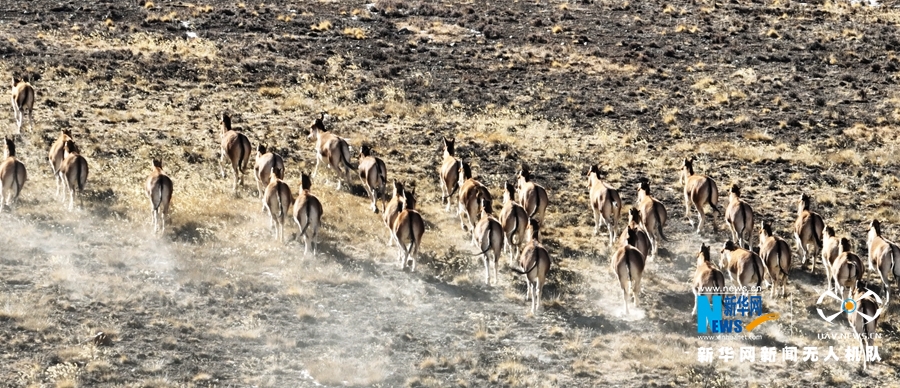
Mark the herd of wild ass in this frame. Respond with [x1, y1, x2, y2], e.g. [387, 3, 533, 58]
[1, 78, 896, 358]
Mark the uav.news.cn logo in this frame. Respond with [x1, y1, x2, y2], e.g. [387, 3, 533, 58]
[816, 288, 884, 324]
[696, 290, 778, 335]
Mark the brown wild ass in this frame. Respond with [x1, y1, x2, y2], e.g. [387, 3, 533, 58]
[617, 208, 652, 262]
[794, 193, 825, 270]
[820, 225, 841, 290]
[262, 166, 293, 243]
[680, 157, 720, 233]
[848, 283, 881, 371]
[293, 172, 324, 255]
[308, 113, 354, 190]
[49, 129, 73, 196]
[219, 113, 252, 192]
[692, 243, 726, 316]
[253, 144, 284, 197]
[11, 77, 35, 133]
[758, 221, 792, 298]
[392, 187, 425, 272]
[358, 144, 388, 213]
[636, 180, 668, 259]
[516, 164, 549, 225]
[499, 182, 528, 267]
[719, 240, 768, 291]
[383, 180, 405, 246]
[457, 160, 491, 232]
[439, 137, 461, 212]
[59, 139, 88, 210]
[472, 197, 504, 285]
[511, 218, 551, 314]
[145, 159, 173, 234]
[612, 228, 646, 315]
[831, 237, 864, 299]
[587, 164, 622, 246]
[867, 219, 900, 305]
[725, 184, 754, 248]
[0, 137, 26, 211]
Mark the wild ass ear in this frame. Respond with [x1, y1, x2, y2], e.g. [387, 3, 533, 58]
[220, 112, 232, 131]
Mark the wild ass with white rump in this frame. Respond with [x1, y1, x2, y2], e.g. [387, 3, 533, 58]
[516, 164, 549, 225]
[867, 219, 900, 306]
[438, 137, 461, 212]
[636, 180, 668, 260]
[392, 186, 424, 272]
[692, 243, 726, 316]
[511, 218, 551, 315]
[254, 144, 284, 197]
[612, 228, 646, 315]
[262, 166, 293, 243]
[472, 197, 504, 285]
[499, 181, 528, 267]
[0, 137, 26, 212]
[680, 157, 720, 234]
[587, 164, 621, 246]
[11, 76, 35, 133]
[219, 113, 252, 192]
[758, 220, 791, 298]
[358, 144, 387, 213]
[293, 172, 324, 255]
[58, 139, 88, 211]
[145, 159, 173, 235]
[308, 113, 354, 190]
[725, 184, 754, 248]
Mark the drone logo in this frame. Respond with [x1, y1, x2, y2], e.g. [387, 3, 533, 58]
[816, 289, 884, 323]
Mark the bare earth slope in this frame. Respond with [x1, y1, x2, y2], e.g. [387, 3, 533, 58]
[2, 0, 900, 386]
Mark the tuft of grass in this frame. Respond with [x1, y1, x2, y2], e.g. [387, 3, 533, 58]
[351, 8, 373, 20]
[311, 20, 332, 31]
[474, 321, 488, 340]
[258, 86, 283, 98]
[277, 14, 293, 22]
[192, 373, 213, 382]
[661, 106, 679, 125]
[342, 27, 366, 40]
[296, 305, 319, 321]
[743, 130, 773, 142]
[827, 149, 862, 166]
[307, 358, 386, 386]
[145, 11, 178, 23]
[692, 77, 715, 91]
[547, 325, 565, 337]
[732, 68, 758, 85]
[766, 28, 780, 38]
[551, 25, 564, 34]
[418, 357, 438, 370]
[144, 1, 154, 9]
[841, 29, 862, 40]
[675, 24, 698, 33]
[842, 122, 873, 141]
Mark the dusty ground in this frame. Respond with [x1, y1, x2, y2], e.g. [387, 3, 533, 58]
[2, 0, 900, 386]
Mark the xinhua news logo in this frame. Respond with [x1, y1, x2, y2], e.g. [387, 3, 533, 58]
[696, 288, 778, 335]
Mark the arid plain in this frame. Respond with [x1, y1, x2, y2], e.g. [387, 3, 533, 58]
[2, 0, 900, 386]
